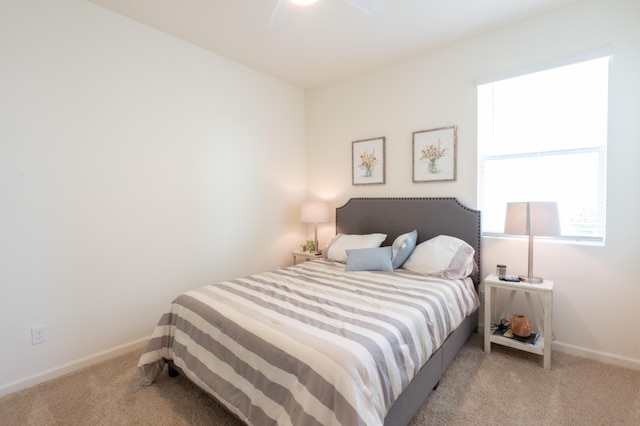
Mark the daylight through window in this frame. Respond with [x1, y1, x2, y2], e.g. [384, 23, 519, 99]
[477, 54, 610, 242]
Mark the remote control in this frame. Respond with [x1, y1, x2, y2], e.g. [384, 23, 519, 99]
[499, 275, 520, 282]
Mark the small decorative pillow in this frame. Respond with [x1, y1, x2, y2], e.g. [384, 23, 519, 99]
[401, 235, 475, 278]
[391, 230, 418, 269]
[345, 247, 393, 272]
[324, 233, 387, 263]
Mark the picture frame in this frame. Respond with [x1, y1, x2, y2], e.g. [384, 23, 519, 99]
[412, 126, 457, 182]
[352, 137, 385, 185]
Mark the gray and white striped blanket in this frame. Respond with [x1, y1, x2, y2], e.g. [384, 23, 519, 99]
[138, 259, 479, 426]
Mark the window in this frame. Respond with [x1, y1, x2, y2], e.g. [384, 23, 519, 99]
[477, 54, 610, 242]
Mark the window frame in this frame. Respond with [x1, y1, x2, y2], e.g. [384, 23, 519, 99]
[476, 49, 611, 244]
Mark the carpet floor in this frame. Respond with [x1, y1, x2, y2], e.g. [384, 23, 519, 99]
[1, 334, 639, 425]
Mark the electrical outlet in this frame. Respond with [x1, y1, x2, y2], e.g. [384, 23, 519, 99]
[31, 325, 46, 345]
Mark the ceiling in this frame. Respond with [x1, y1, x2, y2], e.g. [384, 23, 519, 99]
[87, 0, 580, 89]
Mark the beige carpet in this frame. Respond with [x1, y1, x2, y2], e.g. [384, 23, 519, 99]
[2, 334, 639, 425]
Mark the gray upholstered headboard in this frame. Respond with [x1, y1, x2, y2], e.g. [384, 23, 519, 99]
[335, 197, 481, 286]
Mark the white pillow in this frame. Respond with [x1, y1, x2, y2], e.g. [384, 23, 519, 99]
[401, 235, 475, 278]
[324, 233, 387, 263]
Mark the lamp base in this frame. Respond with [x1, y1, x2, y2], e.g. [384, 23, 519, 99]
[518, 275, 544, 284]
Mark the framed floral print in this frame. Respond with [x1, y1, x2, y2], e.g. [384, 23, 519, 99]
[412, 126, 457, 182]
[352, 137, 385, 185]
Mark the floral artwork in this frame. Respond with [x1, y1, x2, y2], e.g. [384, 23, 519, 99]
[358, 149, 378, 177]
[352, 137, 385, 185]
[413, 126, 457, 182]
[419, 141, 448, 174]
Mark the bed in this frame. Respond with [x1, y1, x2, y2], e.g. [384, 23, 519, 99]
[138, 197, 481, 426]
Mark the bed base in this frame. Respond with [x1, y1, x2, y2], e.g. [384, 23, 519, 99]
[384, 309, 478, 426]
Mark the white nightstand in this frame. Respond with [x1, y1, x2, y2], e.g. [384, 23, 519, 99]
[483, 273, 554, 370]
[291, 251, 322, 265]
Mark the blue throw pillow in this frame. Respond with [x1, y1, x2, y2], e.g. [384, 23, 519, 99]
[345, 247, 393, 272]
[391, 230, 418, 269]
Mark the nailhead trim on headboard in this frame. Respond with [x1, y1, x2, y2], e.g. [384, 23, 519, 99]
[335, 197, 482, 286]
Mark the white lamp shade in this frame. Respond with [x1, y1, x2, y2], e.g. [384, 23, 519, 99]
[301, 201, 329, 223]
[504, 202, 560, 236]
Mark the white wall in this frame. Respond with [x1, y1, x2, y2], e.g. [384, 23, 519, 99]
[0, 0, 306, 394]
[306, 0, 640, 368]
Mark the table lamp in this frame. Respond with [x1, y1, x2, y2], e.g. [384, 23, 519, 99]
[301, 201, 329, 254]
[504, 201, 560, 283]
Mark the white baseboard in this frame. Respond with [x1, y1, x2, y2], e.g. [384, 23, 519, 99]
[552, 341, 640, 371]
[479, 324, 640, 371]
[4, 327, 640, 398]
[0, 337, 149, 398]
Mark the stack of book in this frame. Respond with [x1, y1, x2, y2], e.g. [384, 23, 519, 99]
[493, 327, 539, 345]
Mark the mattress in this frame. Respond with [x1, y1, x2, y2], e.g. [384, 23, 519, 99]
[138, 259, 480, 426]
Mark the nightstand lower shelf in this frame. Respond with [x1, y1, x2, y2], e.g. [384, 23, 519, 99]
[488, 334, 546, 356]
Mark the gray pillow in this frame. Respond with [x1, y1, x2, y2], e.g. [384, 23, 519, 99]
[391, 230, 418, 269]
[345, 247, 393, 272]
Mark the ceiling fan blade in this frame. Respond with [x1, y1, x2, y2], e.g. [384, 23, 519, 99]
[268, 0, 293, 27]
[342, 0, 382, 15]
